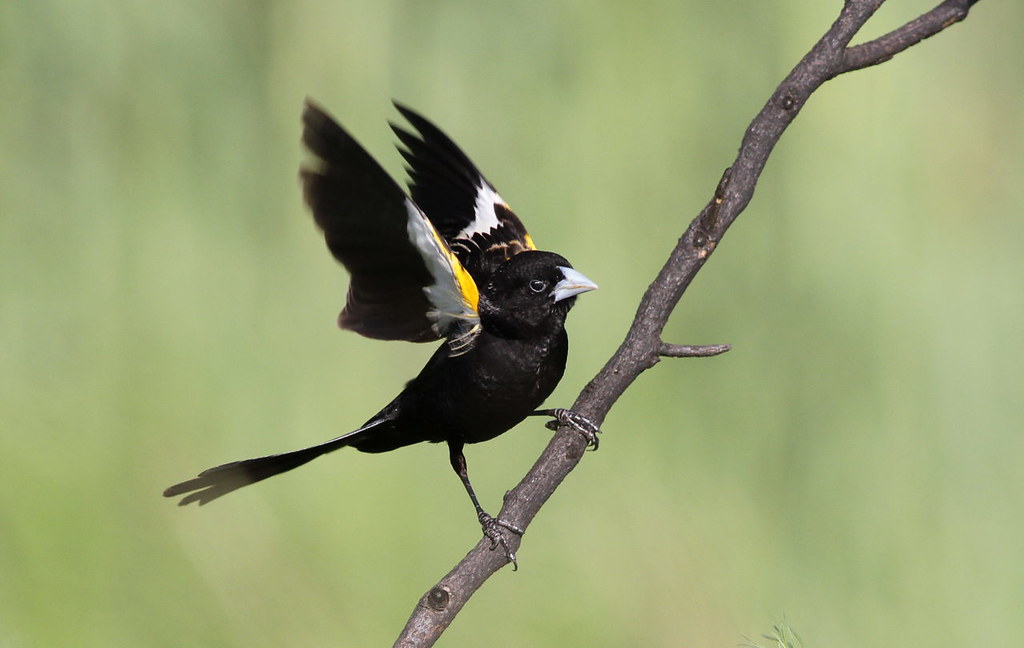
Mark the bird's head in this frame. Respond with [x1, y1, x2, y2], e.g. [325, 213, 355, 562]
[478, 251, 597, 339]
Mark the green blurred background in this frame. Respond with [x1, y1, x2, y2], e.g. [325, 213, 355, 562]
[2, 1, 1022, 646]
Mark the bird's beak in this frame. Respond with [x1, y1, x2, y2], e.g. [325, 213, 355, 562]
[552, 267, 598, 302]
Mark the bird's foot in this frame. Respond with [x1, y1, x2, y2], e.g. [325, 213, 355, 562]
[539, 408, 602, 451]
[479, 511, 524, 571]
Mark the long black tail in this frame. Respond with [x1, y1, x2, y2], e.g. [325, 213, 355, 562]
[163, 424, 376, 506]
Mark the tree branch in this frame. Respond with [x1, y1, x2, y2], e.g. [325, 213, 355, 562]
[394, 0, 982, 644]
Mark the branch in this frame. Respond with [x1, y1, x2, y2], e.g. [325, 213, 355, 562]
[659, 343, 732, 358]
[394, 0, 981, 644]
[841, 0, 979, 74]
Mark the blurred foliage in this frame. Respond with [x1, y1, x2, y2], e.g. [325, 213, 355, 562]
[2, 1, 1022, 646]
[743, 619, 803, 648]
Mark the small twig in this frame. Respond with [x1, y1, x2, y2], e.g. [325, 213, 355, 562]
[841, 0, 979, 74]
[659, 343, 732, 358]
[394, 1, 982, 645]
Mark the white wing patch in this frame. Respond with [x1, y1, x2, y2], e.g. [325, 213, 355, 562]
[404, 199, 480, 336]
[456, 183, 507, 241]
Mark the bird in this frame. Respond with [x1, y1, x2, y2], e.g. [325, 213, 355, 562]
[163, 100, 598, 566]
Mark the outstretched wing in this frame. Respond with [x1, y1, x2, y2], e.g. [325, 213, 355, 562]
[301, 101, 479, 343]
[391, 102, 536, 282]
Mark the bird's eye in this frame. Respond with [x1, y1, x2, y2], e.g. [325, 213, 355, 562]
[528, 279, 547, 293]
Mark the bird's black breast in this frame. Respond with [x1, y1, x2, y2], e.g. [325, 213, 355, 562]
[358, 327, 568, 450]
[450, 328, 568, 444]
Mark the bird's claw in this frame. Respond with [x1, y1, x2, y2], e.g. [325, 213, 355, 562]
[479, 512, 524, 570]
[543, 408, 602, 450]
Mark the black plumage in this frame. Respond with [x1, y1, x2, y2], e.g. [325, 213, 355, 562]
[164, 101, 597, 565]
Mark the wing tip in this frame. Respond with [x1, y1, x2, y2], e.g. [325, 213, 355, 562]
[301, 98, 331, 131]
[391, 99, 416, 122]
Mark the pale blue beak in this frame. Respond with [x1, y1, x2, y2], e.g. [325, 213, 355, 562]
[552, 267, 598, 302]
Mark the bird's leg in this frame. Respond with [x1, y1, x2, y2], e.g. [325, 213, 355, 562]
[532, 408, 602, 450]
[448, 442, 524, 570]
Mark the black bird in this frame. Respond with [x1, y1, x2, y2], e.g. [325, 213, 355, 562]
[164, 101, 598, 565]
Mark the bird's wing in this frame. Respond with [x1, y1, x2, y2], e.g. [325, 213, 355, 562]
[390, 102, 536, 283]
[301, 101, 479, 342]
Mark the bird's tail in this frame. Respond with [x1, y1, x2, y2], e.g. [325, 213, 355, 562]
[163, 422, 380, 506]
